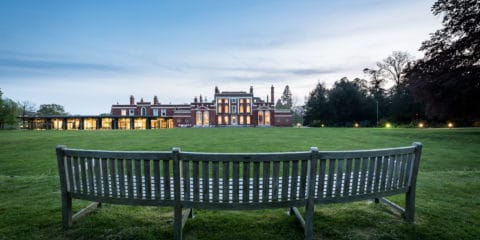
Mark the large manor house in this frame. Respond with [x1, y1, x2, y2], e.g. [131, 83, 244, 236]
[23, 85, 292, 130]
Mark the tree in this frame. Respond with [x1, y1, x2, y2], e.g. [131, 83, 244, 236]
[19, 101, 36, 117]
[276, 85, 293, 110]
[37, 104, 67, 116]
[377, 51, 414, 87]
[0, 98, 21, 129]
[304, 82, 330, 126]
[406, 0, 480, 123]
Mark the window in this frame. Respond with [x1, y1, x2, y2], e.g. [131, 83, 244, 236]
[224, 105, 229, 113]
[218, 115, 222, 125]
[224, 98, 228, 103]
[224, 115, 229, 124]
[240, 116, 244, 124]
[239, 105, 244, 113]
[246, 115, 251, 125]
[265, 111, 270, 125]
[217, 98, 222, 103]
[258, 111, 264, 125]
[161, 109, 167, 117]
[246, 105, 251, 113]
[240, 99, 244, 103]
[246, 98, 250, 103]
[153, 109, 159, 116]
[196, 111, 202, 126]
[218, 104, 222, 113]
[141, 107, 146, 116]
[232, 98, 236, 103]
[129, 109, 135, 116]
[121, 109, 127, 116]
[203, 111, 209, 126]
[232, 105, 237, 113]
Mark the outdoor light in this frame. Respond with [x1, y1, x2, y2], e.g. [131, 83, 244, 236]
[385, 123, 392, 128]
[321, 124, 325, 128]
[418, 123, 424, 128]
[448, 122, 454, 128]
[354, 123, 359, 128]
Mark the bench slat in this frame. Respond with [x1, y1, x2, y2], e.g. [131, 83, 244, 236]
[126, 159, 133, 198]
[326, 159, 335, 197]
[291, 160, 299, 200]
[87, 157, 94, 195]
[213, 161, 219, 202]
[359, 157, 368, 194]
[203, 161, 210, 202]
[351, 158, 360, 195]
[316, 159, 326, 198]
[344, 158, 352, 196]
[73, 157, 80, 193]
[299, 160, 307, 199]
[272, 161, 280, 201]
[163, 160, 171, 200]
[145, 160, 151, 199]
[65, 156, 73, 192]
[253, 162, 260, 202]
[222, 161, 229, 203]
[109, 159, 117, 197]
[102, 159, 108, 197]
[118, 159, 125, 198]
[281, 161, 289, 201]
[243, 162, 250, 203]
[367, 156, 375, 193]
[335, 159, 343, 197]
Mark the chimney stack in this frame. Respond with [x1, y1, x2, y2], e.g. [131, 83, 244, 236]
[271, 85, 274, 104]
[250, 86, 253, 95]
[200, 94, 203, 103]
[130, 95, 134, 105]
[154, 96, 159, 105]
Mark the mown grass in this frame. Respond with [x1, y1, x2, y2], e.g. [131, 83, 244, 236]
[0, 128, 479, 239]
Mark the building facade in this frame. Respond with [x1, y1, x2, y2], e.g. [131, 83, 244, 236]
[21, 85, 292, 130]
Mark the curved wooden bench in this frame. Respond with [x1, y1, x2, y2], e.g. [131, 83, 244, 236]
[56, 143, 422, 240]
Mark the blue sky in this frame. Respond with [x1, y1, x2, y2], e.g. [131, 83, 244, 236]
[0, 0, 440, 114]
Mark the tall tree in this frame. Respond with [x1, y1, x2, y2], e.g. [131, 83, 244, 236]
[19, 101, 36, 117]
[37, 104, 67, 116]
[406, 0, 480, 122]
[276, 85, 293, 110]
[0, 98, 21, 129]
[304, 82, 330, 126]
[377, 51, 414, 87]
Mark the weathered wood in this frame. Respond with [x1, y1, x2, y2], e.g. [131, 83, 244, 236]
[57, 143, 422, 239]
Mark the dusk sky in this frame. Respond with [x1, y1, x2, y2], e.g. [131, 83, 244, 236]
[1, 0, 441, 115]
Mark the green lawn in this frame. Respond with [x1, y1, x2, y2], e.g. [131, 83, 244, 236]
[0, 128, 479, 239]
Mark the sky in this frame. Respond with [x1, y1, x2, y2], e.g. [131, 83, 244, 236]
[0, 0, 442, 115]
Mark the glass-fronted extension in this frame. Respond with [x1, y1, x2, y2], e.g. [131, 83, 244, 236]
[21, 116, 175, 130]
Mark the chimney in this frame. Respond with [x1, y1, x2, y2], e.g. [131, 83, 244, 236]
[200, 94, 203, 103]
[130, 95, 134, 105]
[194, 96, 198, 103]
[250, 86, 253, 95]
[154, 96, 159, 105]
[271, 85, 274, 104]
[215, 86, 219, 94]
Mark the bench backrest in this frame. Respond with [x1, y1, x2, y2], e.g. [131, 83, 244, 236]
[57, 143, 422, 207]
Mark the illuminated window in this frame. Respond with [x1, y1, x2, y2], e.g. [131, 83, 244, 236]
[240, 99, 244, 103]
[217, 98, 222, 103]
[246, 105, 251, 113]
[218, 104, 222, 113]
[203, 111, 209, 126]
[265, 111, 270, 125]
[258, 111, 264, 125]
[118, 118, 130, 129]
[246, 115, 251, 125]
[224, 105, 229, 113]
[196, 111, 202, 126]
[84, 118, 97, 130]
[218, 115, 222, 125]
[246, 98, 250, 103]
[224, 98, 229, 104]
[240, 116, 244, 124]
[153, 109, 159, 116]
[121, 109, 127, 116]
[232, 116, 237, 125]
[224, 115, 229, 124]
[102, 118, 112, 129]
[134, 118, 146, 129]
[239, 105, 244, 113]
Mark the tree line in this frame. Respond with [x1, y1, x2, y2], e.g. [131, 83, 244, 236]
[303, 0, 479, 127]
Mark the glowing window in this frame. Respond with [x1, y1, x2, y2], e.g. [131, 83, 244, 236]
[246, 105, 251, 113]
[217, 115, 222, 125]
[224, 105, 229, 113]
[240, 116, 244, 124]
[203, 111, 209, 126]
[239, 105, 244, 113]
[224, 115, 229, 124]
[246, 98, 250, 103]
[265, 111, 270, 125]
[196, 111, 202, 126]
[246, 115, 251, 125]
[258, 111, 264, 125]
[224, 98, 229, 103]
[121, 109, 127, 116]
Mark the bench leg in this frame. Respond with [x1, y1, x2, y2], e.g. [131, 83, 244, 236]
[404, 187, 416, 223]
[304, 202, 314, 240]
[61, 191, 73, 228]
[173, 206, 183, 240]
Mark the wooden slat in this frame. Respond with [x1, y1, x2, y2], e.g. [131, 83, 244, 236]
[203, 161, 210, 202]
[233, 161, 240, 203]
[94, 158, 102, 196]
[64, 149, 171, 161]
[380, 156, 389, 191]
[135, 160, 142, 198]
[109, 159, 117, 197]
[182, 160, 190, 201]
[180, 151, 311, 162]
[272, 161, 280, 201]
[344, 158, 352, 196]
[262, 161, 270, 202]
[243, 162, 250, 203]
[281, 161, 289, 201]
[145, 160, 151, 199]
[163, 160, 171, 200]
[291, 160, 299, 200]
[222, 161, 229, 203]
[126, 159, 133, 198]
[87, 157, 94, 195]
[404, 153, 413, 187]
[66, 156, 74, 192]
[326, 159, 335, 197]
[367, 156, 375, 193]
[359, 157, 368, 194]
[398, 154, 407, 188]
[317, 159, 326, 198]
[335, 159, 343, 197]
[373, 156, 382, 193]
[73, 157, 80, 193]
[386, 155, 395, 190]
[212, 161, 219, 202]
[118, 159, 125, 198]
[299, 160, 308, 199]
[318, 146, 415, 159]
[253, 162, 260, 202]
[193, 161, 200, 202]
[102, 158, 108, 196]
[351, 158, 361, 195]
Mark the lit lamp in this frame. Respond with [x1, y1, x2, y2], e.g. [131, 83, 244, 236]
[354, 123, 359, 128]
[418, 123, 424, 128]
[385, 123, 391, 128]
[448, 122, 454, 128]
[321, 124, 325, 128]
